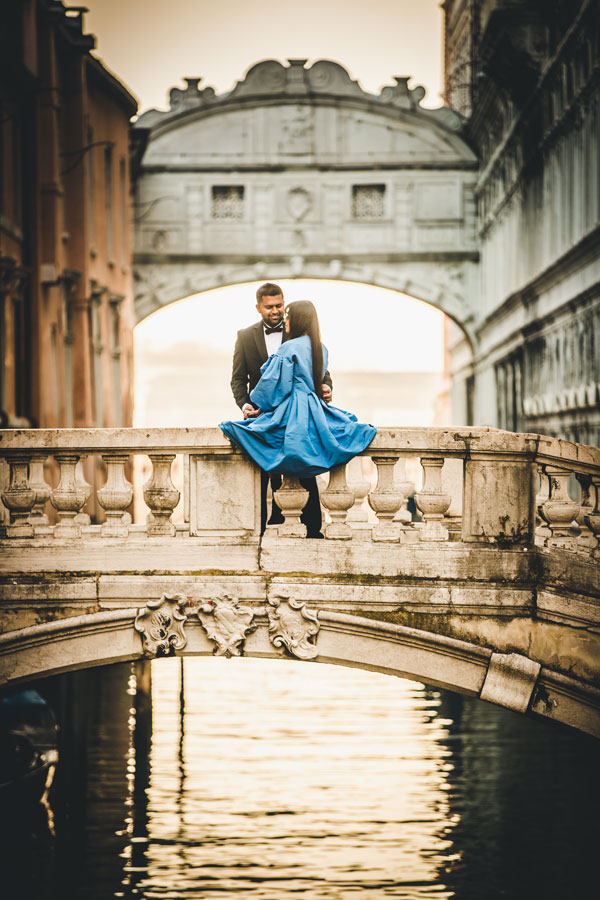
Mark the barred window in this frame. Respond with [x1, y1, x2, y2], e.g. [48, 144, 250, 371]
[352, 184, 386, 218]
[211, 185, 244, 219]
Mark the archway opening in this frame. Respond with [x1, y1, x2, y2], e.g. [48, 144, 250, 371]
[133, 278, 457, 429]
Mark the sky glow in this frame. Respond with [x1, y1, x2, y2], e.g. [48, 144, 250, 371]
[135, 280, 445, 373]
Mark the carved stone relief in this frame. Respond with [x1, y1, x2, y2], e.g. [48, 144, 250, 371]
[135, 593, 188, 657]
[267, 595, 320, 660]
[286, 187, 312, 221]
[280, 106, 314, 154]
[196, 594, 257, 657]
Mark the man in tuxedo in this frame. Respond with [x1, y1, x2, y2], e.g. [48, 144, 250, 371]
[230, 282, 332, 537]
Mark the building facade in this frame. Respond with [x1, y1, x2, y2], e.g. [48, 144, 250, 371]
[0, 0, 137, 430]
[131, 60, 478, 347]
[444, 0, 600, 444]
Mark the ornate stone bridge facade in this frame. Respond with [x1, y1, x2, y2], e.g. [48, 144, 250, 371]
[132, 58, 479, 354]
[1, 427, 599, 738]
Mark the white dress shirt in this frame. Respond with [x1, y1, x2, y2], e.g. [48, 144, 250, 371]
[264, 325, 284, 358]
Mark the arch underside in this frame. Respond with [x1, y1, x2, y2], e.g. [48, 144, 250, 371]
[1, 609, 597, 739]
[133, 259, 477, 348]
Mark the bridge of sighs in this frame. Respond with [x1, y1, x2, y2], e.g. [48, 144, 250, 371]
[1, 426, 599, 738]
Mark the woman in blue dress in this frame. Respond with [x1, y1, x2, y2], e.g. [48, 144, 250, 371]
[220, 300, 376, 476]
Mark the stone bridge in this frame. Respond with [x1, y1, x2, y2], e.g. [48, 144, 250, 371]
[0, 427, 599, 738]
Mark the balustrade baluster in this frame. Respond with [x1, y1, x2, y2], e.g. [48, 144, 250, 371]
[98, 453, 133, 538]
[321, 464, 354, 539]
[535, 466, 551, 541]
[74, 459, 93, 526]
[540, 465, 580, 548]
[272, 475, 309, 537]
[368, 456, 403, 541]
[393, 457, 415, 525]
[51, 453, 88, 538]
[1, 455, 36, 538]
[575, 474, 596, 551]
[143, 454, 180, 536]
[28, 455, 52, 535]
[415, 456, 451, 541]
[345, 457, 371, 525]
[584, 475, 600, 558]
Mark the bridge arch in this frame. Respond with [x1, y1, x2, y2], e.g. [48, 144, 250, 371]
[1, 609, 597, 739]
[132, 59, 479, 348]
[134, 267, 476, 351]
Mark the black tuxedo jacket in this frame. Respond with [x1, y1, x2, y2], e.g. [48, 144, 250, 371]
[230, 321, 333, 410]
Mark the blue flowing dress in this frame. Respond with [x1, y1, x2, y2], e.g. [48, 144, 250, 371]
[220, 336, 376, 476]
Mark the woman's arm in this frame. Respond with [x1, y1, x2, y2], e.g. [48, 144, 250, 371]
[249, 352, 294, 411]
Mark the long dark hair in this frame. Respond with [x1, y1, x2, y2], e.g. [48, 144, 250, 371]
[286, 300, 324, 398]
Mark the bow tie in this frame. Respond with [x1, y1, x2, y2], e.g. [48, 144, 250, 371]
[264, 323, 284, 335]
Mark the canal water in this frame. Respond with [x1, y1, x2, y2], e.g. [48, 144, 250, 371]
[3, 658, 598, 899]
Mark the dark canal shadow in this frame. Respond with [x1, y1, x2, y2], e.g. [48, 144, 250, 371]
[1, 661, 598, 899]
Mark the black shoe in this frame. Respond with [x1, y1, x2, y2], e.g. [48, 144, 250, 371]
[306, 531, 324, 539]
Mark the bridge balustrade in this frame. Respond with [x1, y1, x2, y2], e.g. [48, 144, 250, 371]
[1, 426, 598, 555]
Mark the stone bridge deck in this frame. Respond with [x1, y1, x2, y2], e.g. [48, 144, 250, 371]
[1, 427, 599, 738]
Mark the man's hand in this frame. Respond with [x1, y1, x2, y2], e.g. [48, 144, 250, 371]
[242, 404, 261, 419]
[321, 384, 332, 403]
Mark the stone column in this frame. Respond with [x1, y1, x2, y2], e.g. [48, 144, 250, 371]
[368, 456, 403, 541]
[273, 475, 309, 537]
[143, 454, 180, 537]
[575, 474, 596, 550]
[1, 455, 36, 538]
[321, 464, 354, 539]
[540, 465, 580, 548]
[28, 455, 52, 535]
[415, 457, 451, 541]
[51, 453, 89, 538]
[584, 475, 600, 558]
[98, 453, 133, 538]
[393, 457, 415, 525]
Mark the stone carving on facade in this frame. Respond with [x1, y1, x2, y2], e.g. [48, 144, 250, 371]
[286, 187, 312, 221]
[267, 595, 320, 660]
[379, 76, 426, 110]
[307, 60, 364, 97]
[135, 59, 463, 135]
[281, 106, 313, 154]
[135, 593, 188, 657]
[196, 594, 256, 657]
[169, 77, 216, 112]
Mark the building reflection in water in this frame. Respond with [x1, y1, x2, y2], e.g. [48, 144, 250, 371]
[119, 658, 456, 899]
[4, 657, 597, 899]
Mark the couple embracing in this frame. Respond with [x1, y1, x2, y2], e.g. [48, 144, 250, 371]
[220, 283, 376, 537]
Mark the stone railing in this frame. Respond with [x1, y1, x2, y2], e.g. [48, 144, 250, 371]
[0, 426, 599, 556]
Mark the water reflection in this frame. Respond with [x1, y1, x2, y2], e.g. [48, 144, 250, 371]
[128, 658, 456, 899]
[2, 658, 598, 899]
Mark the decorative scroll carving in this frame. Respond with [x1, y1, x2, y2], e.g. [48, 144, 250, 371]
[136, 59, 462, 134]
[135, 593, 188, 657]
[267, 595, 320, 660]
[196, 594, 256, 657]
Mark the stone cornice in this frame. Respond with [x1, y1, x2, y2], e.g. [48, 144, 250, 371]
[135, 59, 466, 139]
